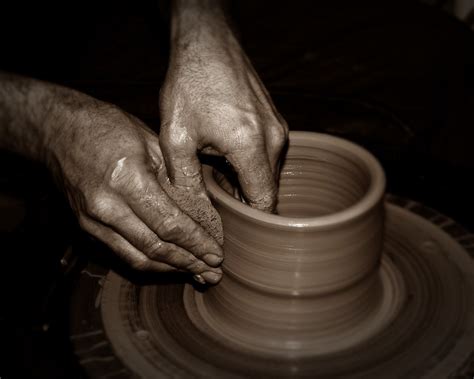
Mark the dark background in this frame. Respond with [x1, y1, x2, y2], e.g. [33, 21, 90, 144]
[0, 0, 473, 377]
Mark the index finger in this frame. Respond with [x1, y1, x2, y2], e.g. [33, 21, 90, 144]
[226, 140, 277, 212]
[121, 169, 224, 266]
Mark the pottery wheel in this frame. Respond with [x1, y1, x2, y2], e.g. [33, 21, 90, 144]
[71, 196, 474, 378]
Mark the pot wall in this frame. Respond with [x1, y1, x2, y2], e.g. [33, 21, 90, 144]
[196, 131, 386, 356]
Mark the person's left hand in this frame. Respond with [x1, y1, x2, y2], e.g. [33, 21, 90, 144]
[45, 96, 224, 283]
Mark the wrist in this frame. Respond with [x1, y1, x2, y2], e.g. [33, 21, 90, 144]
[0, 74, 57, 163]
[171, 0, 241, 61]
[43, 86, 108, 171]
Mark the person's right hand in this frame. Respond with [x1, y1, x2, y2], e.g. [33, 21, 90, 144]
[45, 91, 223, 284]
[159, 0, 289, 213]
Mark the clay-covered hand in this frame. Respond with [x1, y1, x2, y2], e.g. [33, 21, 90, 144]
[159, 1, 289, 212]
[46, 93, 223, 283]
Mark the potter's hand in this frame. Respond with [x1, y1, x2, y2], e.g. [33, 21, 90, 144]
[159, 0, 288, 212]
[0, 73, 223, 283]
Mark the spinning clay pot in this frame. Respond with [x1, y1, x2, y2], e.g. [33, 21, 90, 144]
[186, 131, 401, 357]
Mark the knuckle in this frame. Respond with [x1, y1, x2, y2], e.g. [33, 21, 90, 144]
[107, 159, 147, 194]
[186, 259, 205, 272]
[86, 195, 114, 219]
[144, 239, 166, 259]
[146, 241, 181, 265]
[273, 120, 289, 142]
[163, 126, 192, 151]
[158, 217, 184, 241]
[130, 256, 151, 271]
[108, 157, 133, 186]
[273, 129, 287, 149]
[279, 116, 289, 132]
[127, 174, 148, 195]
[263, 119, 289, 157]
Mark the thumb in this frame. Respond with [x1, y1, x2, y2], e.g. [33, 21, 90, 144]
[159, 127, 203, 191]
[226, 141, 278, 213]
[158, 127, 224, 245]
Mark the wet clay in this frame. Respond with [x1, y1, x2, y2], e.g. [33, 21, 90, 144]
[95, 133, 474, 378]
[97, 200, 474, 378]
[189, 132, 390, 357]
[161, 179, 224, 246]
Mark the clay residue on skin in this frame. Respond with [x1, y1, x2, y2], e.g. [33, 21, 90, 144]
[149, 145, 224, 248]
[161, 180, 224, 247]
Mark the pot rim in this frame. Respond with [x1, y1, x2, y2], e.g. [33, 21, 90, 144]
[203, 131, 386, 229]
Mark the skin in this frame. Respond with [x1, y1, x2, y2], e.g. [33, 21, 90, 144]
[0, 73, 223, 283]
[161, 0, 289, 211]
[0, 0, 288, 284]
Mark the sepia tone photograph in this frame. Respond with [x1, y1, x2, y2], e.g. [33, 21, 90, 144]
[0, 0, 473, 377]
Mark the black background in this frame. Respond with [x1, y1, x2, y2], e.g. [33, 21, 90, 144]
[0, 1, 473, 377]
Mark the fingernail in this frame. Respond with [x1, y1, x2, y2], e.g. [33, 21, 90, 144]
[201, 271, 222, 284]
[203, 254, 223, 267]
[193, 274, 206, 285]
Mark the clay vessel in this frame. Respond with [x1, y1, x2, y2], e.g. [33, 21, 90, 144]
[186, 131, 389, 358]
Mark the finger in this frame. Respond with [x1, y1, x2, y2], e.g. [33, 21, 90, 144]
[159, 126, 203, 190]
[79, 216, 178, 273]
[265, 120, 289, 178]
[103, 204, 221, 274]
[226, 139, 277, 212]
[200, 146, 221, 156]
[81, 212, 223, 284]
[119, 170, 224, 266]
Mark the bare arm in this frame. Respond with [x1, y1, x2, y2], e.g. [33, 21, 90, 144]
[160, 0, 289, 211]
[0, 72, 223, 284]
[0, 72, 57, 162]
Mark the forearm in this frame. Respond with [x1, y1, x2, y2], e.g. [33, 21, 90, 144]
[170, 0, 241, 61]
[162, 1, 287, 213]
[0, 72, 108, 171]
[0, 72, 58, 162]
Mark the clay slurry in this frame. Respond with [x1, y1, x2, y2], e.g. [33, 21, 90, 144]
[162, 179, 224, 246]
